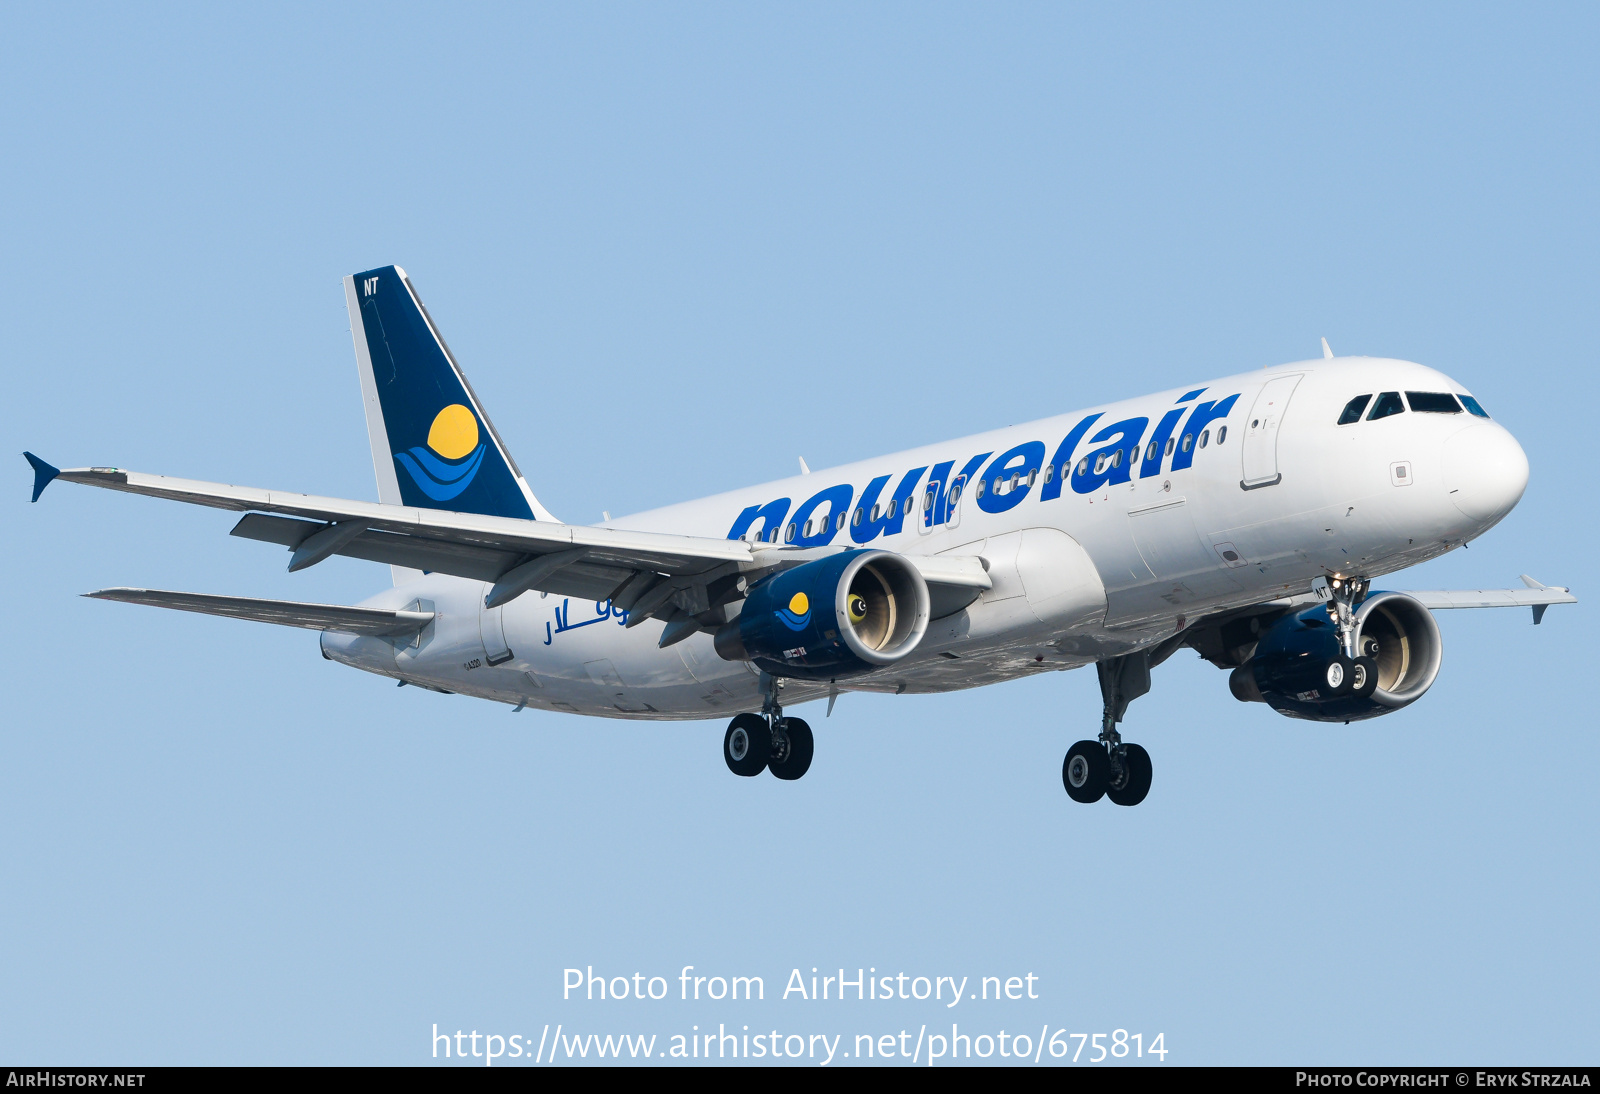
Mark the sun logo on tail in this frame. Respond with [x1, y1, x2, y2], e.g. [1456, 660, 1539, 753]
[395, 404, 488, 501]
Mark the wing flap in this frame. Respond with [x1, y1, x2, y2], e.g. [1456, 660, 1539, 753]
[229, 513, 635, 599]
[85, 588, 434, 636]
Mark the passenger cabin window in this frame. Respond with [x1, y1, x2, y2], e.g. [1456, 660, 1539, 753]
[1338, 394, 1372, 424]
[1406, 391, 1462, 414]
[1367, 391, 1405, 421]
[1459, 395, 1490, 419]
[1217, 425, 1228, 444]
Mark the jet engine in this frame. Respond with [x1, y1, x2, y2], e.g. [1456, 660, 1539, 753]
[714, 550, 930, 680]
[1228, 591, 1443, 722]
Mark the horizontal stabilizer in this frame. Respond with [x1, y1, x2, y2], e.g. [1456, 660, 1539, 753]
[85, 588, 434, 636]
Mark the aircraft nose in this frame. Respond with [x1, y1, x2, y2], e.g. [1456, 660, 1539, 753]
[1442, 422, 1528, 523]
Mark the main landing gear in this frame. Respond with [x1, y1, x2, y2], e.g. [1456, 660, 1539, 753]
[1064, 652, 1155, 806]
[723, 674, 814, 781]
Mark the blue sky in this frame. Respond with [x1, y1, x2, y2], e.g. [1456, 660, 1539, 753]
[2, 3, 1595, 1065]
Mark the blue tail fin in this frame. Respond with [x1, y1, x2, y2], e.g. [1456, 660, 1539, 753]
[343, 266, 555, 522]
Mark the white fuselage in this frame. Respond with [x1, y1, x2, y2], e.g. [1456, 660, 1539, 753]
[321, 357, 1527, 719]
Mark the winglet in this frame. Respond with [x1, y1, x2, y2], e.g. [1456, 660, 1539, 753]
[23, 452, 59, 503]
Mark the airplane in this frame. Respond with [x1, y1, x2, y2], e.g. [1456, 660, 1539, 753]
[24, 265, 1577, 806]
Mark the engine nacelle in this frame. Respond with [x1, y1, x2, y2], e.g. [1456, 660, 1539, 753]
[1229, 591, 1443, 722]
[714, 550, 930, 680]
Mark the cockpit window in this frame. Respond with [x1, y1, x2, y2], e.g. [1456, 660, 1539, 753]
[1337, 394, 1372, 425]
[1459, 394, 1490, 419]
[1406, 391, 1462, 414]
[1367, 391, 1405, 421]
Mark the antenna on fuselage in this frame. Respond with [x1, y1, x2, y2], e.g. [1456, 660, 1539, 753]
[798, 457, 811, 475]
[1321, 337, 1334, 359]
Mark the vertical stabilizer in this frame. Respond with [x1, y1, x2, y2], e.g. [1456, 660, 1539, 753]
[343, 266, 557, 527]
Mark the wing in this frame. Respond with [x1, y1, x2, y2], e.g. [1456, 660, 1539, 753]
[1399, 575, 1576, 623]
[40, 463, 991, 628]
[86, 588, 434, 636]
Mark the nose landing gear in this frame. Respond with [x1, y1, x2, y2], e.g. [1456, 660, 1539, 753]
[722, 673, 814, 781]
[1325, 574, 1380, 698]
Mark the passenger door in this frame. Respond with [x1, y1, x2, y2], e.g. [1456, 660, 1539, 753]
[1240, 374, 1303, 489]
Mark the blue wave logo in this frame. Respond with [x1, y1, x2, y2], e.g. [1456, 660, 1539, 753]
[775, 591, 811, 631]
[395, 404, 487, 501]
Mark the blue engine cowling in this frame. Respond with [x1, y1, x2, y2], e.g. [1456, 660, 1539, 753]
[713, 550, 931, 681]
[1229, 591, 1443, 721]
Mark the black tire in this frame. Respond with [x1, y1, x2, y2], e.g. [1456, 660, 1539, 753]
[1062, 740, 1109, 803]
[768, 717, 814, 781]
[724, 713, 770, 777]
[1322, 656, 1355, 697]
[1351, 656, 1379, 698]
[1107, 744, 1153, 807]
